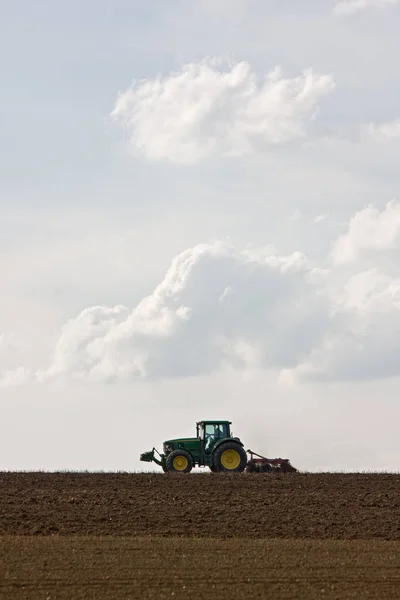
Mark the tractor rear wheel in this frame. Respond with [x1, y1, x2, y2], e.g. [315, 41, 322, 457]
[212, 442, 247, 473]
[166, 449, 194, 473]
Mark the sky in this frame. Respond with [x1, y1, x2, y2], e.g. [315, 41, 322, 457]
[1, 0, 400, 472]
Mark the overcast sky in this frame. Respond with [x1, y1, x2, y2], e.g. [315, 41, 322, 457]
[1, 0, 400, 472]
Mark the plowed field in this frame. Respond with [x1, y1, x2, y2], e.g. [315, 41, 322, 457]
[1, 472, 400, 599]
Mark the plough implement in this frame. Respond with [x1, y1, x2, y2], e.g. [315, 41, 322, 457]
[246, 449, 297, 473]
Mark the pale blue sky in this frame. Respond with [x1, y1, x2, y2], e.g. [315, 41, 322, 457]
[1, 0, 400, 471]
[2, 0, 400, 212]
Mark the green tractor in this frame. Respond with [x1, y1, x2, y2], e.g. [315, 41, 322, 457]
[140, 420, 248, 473]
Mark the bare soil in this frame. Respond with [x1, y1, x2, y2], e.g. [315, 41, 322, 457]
[1, 472, 399, 539]
[1, 472, 400, 599]
[2, 536, 400, 600]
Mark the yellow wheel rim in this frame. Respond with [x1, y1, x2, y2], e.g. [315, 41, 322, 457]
[220, 449, 241, 470]
[173, 455, 188, 471]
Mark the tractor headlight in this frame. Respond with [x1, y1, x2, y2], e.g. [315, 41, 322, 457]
[164, 443, 173, 453]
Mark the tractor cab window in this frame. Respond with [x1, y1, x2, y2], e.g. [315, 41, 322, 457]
[204, 423, 229, 451]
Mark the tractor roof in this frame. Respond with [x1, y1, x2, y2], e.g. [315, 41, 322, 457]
[197, 420, 232, 425]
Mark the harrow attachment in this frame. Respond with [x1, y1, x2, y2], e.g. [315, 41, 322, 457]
[246, 450, 297, 473]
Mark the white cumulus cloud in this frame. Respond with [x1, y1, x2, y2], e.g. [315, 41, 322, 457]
[111, 59, 335, 164]
[0, 367, 30, 388]
[5, 203, 400, 387]
[334, 0, 400, 15]
[366, 120, 400, 140]
[292, 267, 400, 381]
[332, 200, 400, 264]
[38, 243, 330, 382]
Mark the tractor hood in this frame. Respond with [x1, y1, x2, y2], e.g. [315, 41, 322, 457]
[164, 438, 198, 446]
[163, 437, 201, 453]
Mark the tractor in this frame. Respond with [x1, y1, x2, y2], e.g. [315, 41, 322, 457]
[140, 420, 297, 474]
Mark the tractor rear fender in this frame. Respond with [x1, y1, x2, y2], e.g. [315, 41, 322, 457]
[213, 437, 244, 452]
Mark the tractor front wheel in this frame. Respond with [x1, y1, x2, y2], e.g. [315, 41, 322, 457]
[212, 442, 247, 473]
[166, 450, 194, 473]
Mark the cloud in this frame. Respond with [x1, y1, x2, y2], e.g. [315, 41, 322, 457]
[366, 120, 400, 140]
[332, 200, 400, 264]
[3, 202, 399, 387]
[291, 267, 400, 381]
[111, 59, 335, 164]
[0, 334, 30, 387]
[0, 367, 30, 388]
[38, 243, 330, 382]
[314, 214, 329, 223]
[334, 0, 400, 15]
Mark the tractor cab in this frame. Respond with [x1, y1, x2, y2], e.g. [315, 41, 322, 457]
[196, 420, 232, 453]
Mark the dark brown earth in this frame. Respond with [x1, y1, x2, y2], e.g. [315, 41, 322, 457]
[1, 472, 400, 539]
[1, 472, 400, 599]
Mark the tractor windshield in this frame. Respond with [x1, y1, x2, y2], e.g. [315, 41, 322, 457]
[204, 423, 229, 451]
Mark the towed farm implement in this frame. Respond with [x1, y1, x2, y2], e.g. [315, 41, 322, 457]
[140, 420, 297, 474]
